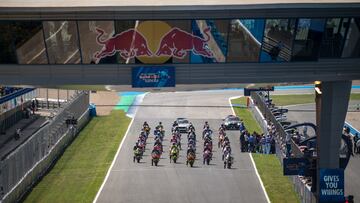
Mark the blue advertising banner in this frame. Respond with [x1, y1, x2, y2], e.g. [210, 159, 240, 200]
[319, 168, 345, 202]
[283, 158, 309, 176]
[132, 66, 175, 88]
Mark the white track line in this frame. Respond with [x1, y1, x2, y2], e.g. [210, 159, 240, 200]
[93, 116, 135, 203]
[228, 95, 271, 203]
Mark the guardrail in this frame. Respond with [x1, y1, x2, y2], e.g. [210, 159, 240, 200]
[250, 91, 316, 203]
[0, 91, 90, 203]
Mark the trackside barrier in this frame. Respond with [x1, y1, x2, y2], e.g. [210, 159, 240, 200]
[250, 92, 316, 203]
[0, 91, 90, 203]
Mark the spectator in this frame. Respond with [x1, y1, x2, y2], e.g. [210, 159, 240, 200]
[240, 130, 245, 152]
[285, 132, 292, 157]
[353, 133, 359, 154]
[260, 135, 266, 154]
[248, 133, 255, 152]
[31, 100, 36, 114]
[265, 134, 271, 154]
[15, 128, 21, 140]
[244, 131, 249, 152]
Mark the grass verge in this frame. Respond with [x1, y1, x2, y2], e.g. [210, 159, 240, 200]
[271, 93, 360, 106]
[24, 110, 131, 203]
[252, 154, 300, 203]
[231, 97, 262, 134]
[231, 96, 300, 203]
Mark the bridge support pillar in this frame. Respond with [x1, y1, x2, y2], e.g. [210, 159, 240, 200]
[316, 80, 352, 202]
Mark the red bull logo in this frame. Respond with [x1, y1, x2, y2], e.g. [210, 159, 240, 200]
[94, 28, 152, 60]
[155, 27, 213, 58]
[94, 22, 214, 63]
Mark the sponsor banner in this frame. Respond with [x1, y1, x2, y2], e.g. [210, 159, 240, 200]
[132, 67, 175, 88]
[319, 168, 345, 203]
[283, 158, 309, 176]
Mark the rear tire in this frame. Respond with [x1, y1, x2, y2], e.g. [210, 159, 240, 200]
[206, 159, 210, 165]
[173, 158, 177, 163]
[155, 161, 158, 166]
[151, 159, 154, 166]
[190, 162, 193, 167]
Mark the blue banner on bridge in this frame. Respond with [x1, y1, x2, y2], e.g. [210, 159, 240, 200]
[319, 168, 345, 203]
[132, 66, 175, 88]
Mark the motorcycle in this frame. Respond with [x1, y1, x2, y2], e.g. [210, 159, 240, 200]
[224, 154, 233, 169]
[203, 149, 212, 165]
[151, 150, 161, 166]
[133, 149, 142, 163]
[169, 148, 179, 163]
[186, 152, 196, 167]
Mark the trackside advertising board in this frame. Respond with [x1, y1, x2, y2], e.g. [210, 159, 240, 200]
[132, 67, 175, 88]
[319, 168, 345, 202]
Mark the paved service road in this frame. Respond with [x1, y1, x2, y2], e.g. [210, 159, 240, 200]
[95, 91, 268, 203]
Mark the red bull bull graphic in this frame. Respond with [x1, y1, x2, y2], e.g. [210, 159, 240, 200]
[155, 27, 214, 59]
[93, 24, 214, 63]
[94, 28, 152, 61]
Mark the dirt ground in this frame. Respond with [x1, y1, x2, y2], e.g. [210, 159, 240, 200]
[89, 91, 119, 116]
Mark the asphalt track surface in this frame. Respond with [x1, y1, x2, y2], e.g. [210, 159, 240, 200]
[95, 91, 268, 203]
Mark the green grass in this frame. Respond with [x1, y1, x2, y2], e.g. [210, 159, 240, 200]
[24, 110, 131, 203]
[231, 97, 262, 134]
[252, 154, 300, 203]
[231, 97, 300, 203]
[271, 93, 360, 106]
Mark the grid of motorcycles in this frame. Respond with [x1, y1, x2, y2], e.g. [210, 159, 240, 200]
[133, 120, 234, 168]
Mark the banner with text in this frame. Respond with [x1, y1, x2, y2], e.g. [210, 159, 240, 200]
[132, 66, 175, 88]
[319, 168, 344, 202]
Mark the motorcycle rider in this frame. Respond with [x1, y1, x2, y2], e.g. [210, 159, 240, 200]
[188, 122, 195, 132]
[187, 145, 196, 155]
[133, 142, 139, 151]
[203, 121, 210, 129]
[219, 124, 226, 132]
[223, 145, 231, 157]
[170, 142, 179, 156]
[203, 126, 213, 138]
[143, 121, 149, 129]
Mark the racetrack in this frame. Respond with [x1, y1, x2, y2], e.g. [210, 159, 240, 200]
[94, 91, 268, 203]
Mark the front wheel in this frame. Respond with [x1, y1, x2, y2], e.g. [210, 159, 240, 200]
[151, 159, 154, 166]
[133, 156, 135, 163]
[155, 161, 158, 166]
[190, 162, 193, 167]
[206, 159, 210, 165]
[227, 162, 231, 169]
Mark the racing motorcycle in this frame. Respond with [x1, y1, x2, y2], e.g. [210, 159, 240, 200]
[224, 153, 233, 169]
[151, 150, 161, 166]
[203, 149, 212, 165]
[170, 148, 179, 163]
[186, 151, 196, 167]
[133, 148, 142, 163]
